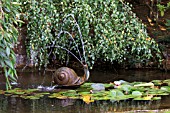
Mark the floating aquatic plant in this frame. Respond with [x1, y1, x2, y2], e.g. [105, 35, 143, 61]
[0, 79, 170, 102]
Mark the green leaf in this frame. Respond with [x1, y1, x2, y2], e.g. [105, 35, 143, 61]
[6, 47, 10, 57]
[132, 91, 142, 96]
[5, 60, 14, 69]
[11, 2, 21, 6]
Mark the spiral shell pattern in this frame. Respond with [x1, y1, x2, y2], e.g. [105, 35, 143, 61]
[54, 67, 81, 85]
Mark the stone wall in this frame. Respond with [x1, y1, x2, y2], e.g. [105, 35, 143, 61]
[14, 26, 28, 68]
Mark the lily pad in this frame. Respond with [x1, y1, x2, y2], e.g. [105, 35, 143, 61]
[81, 83, 93, 88]
[92, 96, 111, 101]
[161, 86, 170, 92]
[132, 91, 142, 97]
[24, 96, 40, 100]
[152, 97, 161, 100]
[109, 89, 125, 97]
[103, 83, 114, 88]
[48, 93, 68, 99]
[118, 84, 132, 92]
[163, 79, 170, 86]
[134, 82, 154, 88]
[151, 80, 163, 86]
[78, 91, 91, 95]
[82, 95, 94, 104]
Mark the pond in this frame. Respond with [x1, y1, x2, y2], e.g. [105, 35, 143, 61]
[0, 68, 170, 113]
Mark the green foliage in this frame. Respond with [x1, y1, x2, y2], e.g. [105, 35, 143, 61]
[22, 0, 162, 68]
[165, 19, 170, 30]
[0, 0, 21, 89]
[157, 2, 170, 16]
[157, 2, 170, 37]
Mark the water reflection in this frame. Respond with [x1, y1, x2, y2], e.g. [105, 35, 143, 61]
[0, 95, 169, 113]
[90, 69, 170, 83]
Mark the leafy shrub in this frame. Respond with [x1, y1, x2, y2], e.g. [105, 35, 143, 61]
[22, 0, 162, 68]
[0, 0, 21, 89]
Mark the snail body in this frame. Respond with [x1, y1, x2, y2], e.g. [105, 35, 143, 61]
[53, 64, 89, 86]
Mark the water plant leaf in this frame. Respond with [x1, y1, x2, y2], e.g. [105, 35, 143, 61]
[133, 97, 146, 100]
[161, 86, 170, 92]
[163, 79, 170, 86]
[152, 97, 161, 100]
[143, 95, 153, 100]
[134, 82, 154, 88]
[132, 91, 142, 97]
[119, 84, 132, 92]
[48, 93, 67, 99]
[82, 95, 94, 104]
[81, 83, 93, 88]
[2, 79, 170, 102]
[103, 83, 114, 88]
[78, 91, 90, 95]
[14, 92, 25, 95]
[4, 94, 12, 96]
[109, 90, 125, 98]
[60, 90, 79, 97]
[24, 96, 40, 100]
[151, 80, 163, 86]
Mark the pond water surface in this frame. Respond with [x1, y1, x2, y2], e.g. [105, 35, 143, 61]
[0, 68, 170, 113]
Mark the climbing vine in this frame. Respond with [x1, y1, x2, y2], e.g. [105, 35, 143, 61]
[0, 0, 21, 89]
[22, 0, 162, 68]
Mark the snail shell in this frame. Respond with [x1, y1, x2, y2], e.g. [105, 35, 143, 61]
[53, 67, 83, 86]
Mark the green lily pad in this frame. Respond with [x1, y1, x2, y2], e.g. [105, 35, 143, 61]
[151, 80, 163, 86]
[109, 89, 125, 98]
[78, 91, 91, 95]
[133, 97, 147, 100]
[25, 89, 39, 94]
[4, 94, 12, 96]
[152, 97, 161, 100]
[161, 86, 170, 92]
[81, 83, 93, 88]
[60, 90, 79, 97]
[48, 93, 68, 99]
[103, 83, 114, 88]
[147, 88, 169, 95]
[91, 96, 110, 101]
[92, 91, 108, 97]
[25, 96, 40, 100]
[132, 91, 142, 97]
[134, 82, 154, 88]
[163, 79, 170, 86]
[119, 84, 132, 92]
[6, 89, 25, 95]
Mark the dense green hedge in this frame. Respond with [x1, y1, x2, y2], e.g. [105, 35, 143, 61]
[0, 0, 21, 89]
[22, 0, 162, 68]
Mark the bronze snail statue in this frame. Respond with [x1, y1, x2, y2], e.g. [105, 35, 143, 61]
[53, 64, 90, 87]
[50, 14, 90, 87]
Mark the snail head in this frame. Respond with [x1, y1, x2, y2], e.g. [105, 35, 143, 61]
[83, 64, 90, 81]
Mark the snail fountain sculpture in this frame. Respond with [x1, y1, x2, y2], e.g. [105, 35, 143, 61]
[50, 14, 90, 88]
[53, 64, 90, 87]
